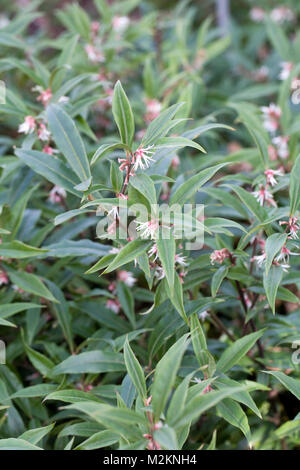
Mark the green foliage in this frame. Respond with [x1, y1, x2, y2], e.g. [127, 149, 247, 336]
[0, 0, 300, 452]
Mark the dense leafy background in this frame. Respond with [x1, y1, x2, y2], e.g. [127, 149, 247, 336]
[0, 0, 300, 450]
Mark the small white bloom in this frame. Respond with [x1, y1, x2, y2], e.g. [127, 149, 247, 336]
[250, 7, 265, 22]
[118, 270, 136, 287]
[37, 123, 51, 141]
[48, 185, 66, 204]
[109, 246, 121, 254]
[133, 146, 155, 170]
[291, 77, 300, 91]
[275, 246, 298, 264]
[107, 206, 119, 220]
[175, 253, 188, 267]
[85, 44, 104, 63]
[279, 263, 290, 272]
[18, 115, 36, 134]
[148, 243, 158, 260]
[279, 62, 293, 81]
[136, 219, 159, 239]
[272, 136, 289, 159]
[264, 168, 284, 187]
[58, 96, 70, 103]
[271, 7, 294, 24]
[112, 16, 130, 33]
[198, 310, 209, 322]
[261, 104, 281, 134]
[252, 185, 276, 207]
[154, 266, 165, 280]
[106, 299, 120, 313]
[252, 253, 266, 268]
[0, 15, 9, 28]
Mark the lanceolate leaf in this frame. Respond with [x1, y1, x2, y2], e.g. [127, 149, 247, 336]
[141, 103, 184, 145]
[0, 439, 43, 450]
[157, 136, 206, 153]
[0, 241, 48, 258]
[170, 386, 246, 429]
[6, 270, 58, 303]
[216, 398, 251, 442]
[190, 313, 208, 368]
[156, 228, 175, 292]
[152, 334, 189, 421]
[263, 265, 283, 314]
[263, 371, 300, 400]
[211, 265, 228, 297]
[170, 163, 229, 206]
[289, 153, 300, 216]
[112, 80, 135, 147]
[265, 233, 287, 275]
[53, 351, 125, 375]
[103, 240, 152, 274]
[91, 142, 131, 165]
[47, 104, 91, 182]
[124, 338, 147, 401]
[15, 149, 81, 196]
[216, 330, 265, 373]
[129, 173, 157, 207]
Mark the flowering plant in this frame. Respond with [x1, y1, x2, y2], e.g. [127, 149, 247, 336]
[0, 0, 300, 451]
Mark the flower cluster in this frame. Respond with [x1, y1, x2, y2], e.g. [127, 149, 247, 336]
[210, 248, 231, 265]
[252, 167, 284, 208]
[250, 6, 294, 24]
[261, 104, 281, 134]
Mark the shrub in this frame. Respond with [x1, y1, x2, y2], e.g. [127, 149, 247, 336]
[0, 0, 299, 451]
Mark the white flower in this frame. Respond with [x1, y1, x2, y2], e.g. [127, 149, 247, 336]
[271, 7, 294, 24]
[37, 123, 51, 141]
[264, 168, 284, 187]
[154, 266, 165, 280]
[252, 253, 266, 268]
[146, 99, 162, 115]
[0, 15, 9, 28]
[106, 299, 120, 313]
[210, 248, 230, 265]
[253, 66, 269, 82]
[136, 219, 159, 239]
[112, 16, 130, 33]
[109, 246, 121, 254]
[291, 77, 300, 91]
[48, 185, 66, 204]
[272, 136, 289, 159]
[0, 270, 9, 286]
[279, 62, 293, 81]
[144, 98, 162, 122]
[198, 310, 209, 322]
[118, 270, 136, 287]
[85, 44, 104, 63]
[252, 185, 276, 207]
[273, 263, 290, 272]
[133, 146, 155, 170]
[43, 145, 58, 155]
[250, 7, 265, 22]
[58, 96, 70, 103]
[261, 104, 281, 133]
[148, 243, 158, 260]
[280, 216, 300, 240]
[107, 206, 119, 219]
[18, 115, 36, 134]
[32, 86, 52, 107]
[275, 246, 298, 264]
[175, 253, 188, 267]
